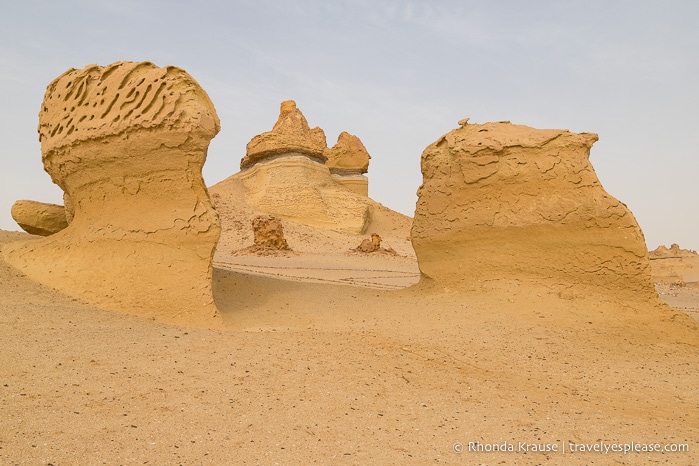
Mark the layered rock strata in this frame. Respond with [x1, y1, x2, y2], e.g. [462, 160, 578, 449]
[3, 61, 222, 326]
[411, 119, 654, 295]
[324, 131, 371, 196]
[230, 101, 372, 234]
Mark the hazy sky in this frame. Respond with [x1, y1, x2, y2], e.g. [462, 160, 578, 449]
[1, 0, 697, 250]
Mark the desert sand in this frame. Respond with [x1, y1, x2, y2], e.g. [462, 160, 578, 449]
[2, 228, 698, 465]
[1, 63, 697, 465]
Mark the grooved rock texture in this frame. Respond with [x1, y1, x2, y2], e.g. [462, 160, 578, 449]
[2, 61, 222, 327]
[226, 101, 373, 234]
[411, 120, 654, 296]
[241, 100, 327, 170]
[325, 131, 371, 196]
[11, 200, 68, 236]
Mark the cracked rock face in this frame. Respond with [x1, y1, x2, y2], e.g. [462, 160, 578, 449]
[3, 61, 222, 327]
[411, 120, 654, 295]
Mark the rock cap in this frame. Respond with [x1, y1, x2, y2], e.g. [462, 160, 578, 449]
[242, 100, 327, 169]
[324, 131, 371, 174]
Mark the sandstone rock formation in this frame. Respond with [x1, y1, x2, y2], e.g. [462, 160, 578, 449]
[11, 200, 68, 236]
[649, 244, 699, 285]
[357, 233, 382, 253]
[221, 101, 373, 234]
[252, 215, 290, 250]
[325, 131, 371, 196]
[649, 244, 698, 259]
[3, 61, 222, 326]
[241, 100, 327, 170]
[411, 119, 654, 296]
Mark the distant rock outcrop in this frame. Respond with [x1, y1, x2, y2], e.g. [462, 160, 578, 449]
[411, 119, 654, 296]
[241, 100, 327, 170]
[649, 244, 698, 259]
[221, 100, 373, 234]
[357, 233, 382, 253]
[3, 61, 222, 327]
[325, 131, 371, 196]
[649, 244, 699, 285]
[11, 200, 68, 236]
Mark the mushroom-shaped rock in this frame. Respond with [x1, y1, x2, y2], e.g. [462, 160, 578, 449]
[324, 131, 371, 196]
[411, 120, 655, 297]
[3, 61, 222, 327]
[228, 101, 372, 234]
[241, 100, 327, 170]
[11, 200, 68, 236]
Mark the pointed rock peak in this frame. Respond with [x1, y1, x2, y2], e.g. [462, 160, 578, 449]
[272, 100, 312, 136]
[242, 100, 327, 170]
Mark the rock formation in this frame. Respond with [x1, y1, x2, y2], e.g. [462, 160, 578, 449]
[649, 244, 698, 259]
[357, 233, 382, 253]
[11, 200, 68, 236]
[324, 131, 371, 196]
[649, 244, 699, 285]
[2, 61, 222, 327]
[241, 100, 327, 170]
[252, 215, 290, 250]
[411, 119, 654, 296]
[223, 100, 373, 234]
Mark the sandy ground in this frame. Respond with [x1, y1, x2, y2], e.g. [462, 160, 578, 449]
[1, 229, 698, 465]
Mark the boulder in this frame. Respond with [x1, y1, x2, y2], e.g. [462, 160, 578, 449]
[252, 215, 290, 250]
[11, 200, 68, 236]
[411, 119, 654, 296]
[3, 61, 222, 327]
[357, 233, 382, 253]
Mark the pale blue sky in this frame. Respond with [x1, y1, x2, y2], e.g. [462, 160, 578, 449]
[1, 0, 697, 250]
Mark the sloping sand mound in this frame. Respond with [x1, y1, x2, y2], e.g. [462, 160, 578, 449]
[2, 62, 222, 327]
[412, 119, 654, 298]
[211, 174, 415, 255]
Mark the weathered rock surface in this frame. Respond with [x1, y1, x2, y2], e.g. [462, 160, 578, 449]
[11, 200, 68, 236]
[225, 101, 373, 234]
[325, 131, 371, 196]
[233, 156, 371, 233]
[252, 215, 290, 250]
[3, 61, 222, 327]
[357, 233, 382, 253]
[411, 119, 654, 296]
[241, 100, 327, 170]
[352, 233, 398, 255]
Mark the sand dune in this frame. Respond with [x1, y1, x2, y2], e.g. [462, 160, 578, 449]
[1, 230, 698, 464]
